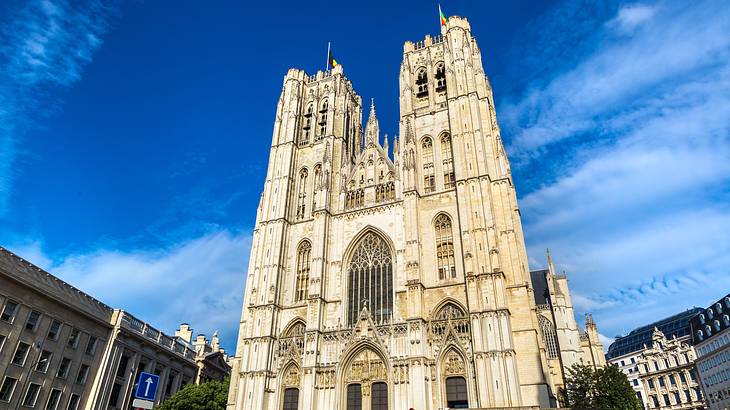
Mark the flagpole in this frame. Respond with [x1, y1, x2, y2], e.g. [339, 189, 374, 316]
[326, 41, 331, 71]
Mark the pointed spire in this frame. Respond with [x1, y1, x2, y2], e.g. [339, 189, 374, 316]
[404, 118, 414, 144]
[393, 136, 399, 153]
[546, 248, 555, 273]
[364, 98, 380, 144]
[383, 133, 389, 152]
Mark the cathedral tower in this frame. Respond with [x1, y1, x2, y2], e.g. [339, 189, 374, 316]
[228, 15, 594, 410]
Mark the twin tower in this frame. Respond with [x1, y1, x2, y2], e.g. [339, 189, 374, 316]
[228, 16, 592, 410]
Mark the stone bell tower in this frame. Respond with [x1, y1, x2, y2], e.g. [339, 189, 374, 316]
[227, 64, 363, 409]
[397, 16, 553, 407]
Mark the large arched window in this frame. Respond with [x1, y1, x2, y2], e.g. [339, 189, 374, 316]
[435, 214, 456, 279]
[347, 232, 393, 325]
[281, 364, 301, 410]
[422, 137, 435, 193]
[416, 68, 429, 97]
[317, 99, 328, 141]
[435, 63, 446, 92]
[295, 241, 311, 301]
[300, 104, 313, 146]
[296, 169, 308, 219]
[538, 315, 559, 359]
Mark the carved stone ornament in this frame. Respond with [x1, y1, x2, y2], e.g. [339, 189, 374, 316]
[443, 350, 466, 376]
[282, 365, 301, 387]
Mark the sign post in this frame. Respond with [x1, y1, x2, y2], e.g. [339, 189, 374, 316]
[133, 372, 159, 409]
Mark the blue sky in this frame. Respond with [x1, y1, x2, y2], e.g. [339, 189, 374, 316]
[1, 0, 728, 353]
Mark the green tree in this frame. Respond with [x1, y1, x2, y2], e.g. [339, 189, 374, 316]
[560, 363, 641, 409]
[157, 378, 229, 410]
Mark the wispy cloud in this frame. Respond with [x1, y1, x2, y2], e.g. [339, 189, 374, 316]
[501, 0, 730, 339]
[0, 0, 116, 216]
[8, 229, 251, 352]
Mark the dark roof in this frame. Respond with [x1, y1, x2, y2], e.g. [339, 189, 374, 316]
[690, 293, 730, 345]
[606, 307, 703, 359]
[530, 269, 550, 305]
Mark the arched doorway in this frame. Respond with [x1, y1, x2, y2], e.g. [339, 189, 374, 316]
[441, 349, 469, 409]
[280, 364, 301, 410]
[343, 348, 389, 410]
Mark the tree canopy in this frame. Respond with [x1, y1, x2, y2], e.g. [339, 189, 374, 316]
[157, 378, 229, 410]
[560, 364, 642, 409]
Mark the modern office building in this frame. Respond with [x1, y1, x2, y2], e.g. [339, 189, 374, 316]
[607, 308, 706, 409]
[691, 293, 730, 409]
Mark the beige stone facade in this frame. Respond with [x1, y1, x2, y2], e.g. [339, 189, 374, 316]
[530, 252, 605, 394]
[0, 247, 204, 409]
[608, 309, 706, 410]
[228, 15, 603, 410]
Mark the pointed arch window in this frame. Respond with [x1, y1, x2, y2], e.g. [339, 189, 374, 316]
[435, 214, 456, 279]
[296, 169, 308, 219]
[416, 68, 429, 98]
[435, 63, 446, 92]
[441, 134, 455, 189]
[317, 99, 328, 141]
[347, 232, 393, 326]
[422, 137, 435, 193]
[445, 377, 468, 408]
[300, 104, 313, 146]
[538, 315, 559, 359]
[295, 241, 311, 301]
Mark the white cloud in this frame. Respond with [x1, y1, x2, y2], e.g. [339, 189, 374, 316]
[608, 4, 657, 33]
[9, 230, 252, 353]
[503, 0, 730, 341]
[0, 0, 114, 216]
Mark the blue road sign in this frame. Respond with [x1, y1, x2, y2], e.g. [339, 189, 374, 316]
[134, 372, 160, 401]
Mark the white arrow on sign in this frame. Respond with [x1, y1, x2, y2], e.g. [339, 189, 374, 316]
[144, 376, 154, 397]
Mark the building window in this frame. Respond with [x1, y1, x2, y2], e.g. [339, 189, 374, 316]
[116, 355, 130, 378]
[56, 357, 71, 379]
[67, 394, 80, 410]
[317, 100, 328, 140]
[0, 377, 18, 402]
[435, 63, 446, 92]
[295, 241, 311, 302]
[22, 383, 41, 407]
[67, 328, 80, 349]
[76, 364, 89, 385]
[47, 320, 62, 340]
[651, 395, 659, 408]
[108, 383, 122, 407]
[662, 394, 670, 406]
[422, 137, 435, 192]
[26, 310, 41, 331]
[282, 388, 299, 410]
[441, 134, 454, 189]
[376, 182, 395, 202]
[85, 336, 97, 355]
[12, 342, 30, 366]
[415, 68, 428, 97]
[36, 350, 52, 373]
[658, 377, 665, 388]
[347, 232, 393, 326]
[296, 168, 308, 219]
[538, 316, 559, 359]
[46, 389, 62, 410]
[371, 382, 388, 410]
[300, 104, 313, 146]
[684, 390, 691, 402]
[647, 379, 654, 389]
[435, 214, 456, 280]
[680, 372, 687, 384]
[673, 391, 680, 404]
[1, 300, 18, 323]
[346, 384, 362, 410]
[0, 334, 5, 352]
[446, 376, 468, 408]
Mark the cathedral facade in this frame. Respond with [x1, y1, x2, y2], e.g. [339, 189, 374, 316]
[228, 16, 603, 410]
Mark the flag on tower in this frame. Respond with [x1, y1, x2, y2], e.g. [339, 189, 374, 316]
[439, 4, 447, 26]
[327, 43, 338, 69]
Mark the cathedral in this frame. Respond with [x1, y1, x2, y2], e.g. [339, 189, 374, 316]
[228, 15, 604, 410]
